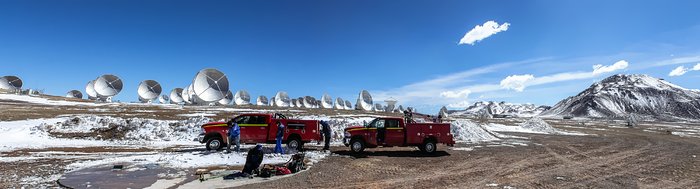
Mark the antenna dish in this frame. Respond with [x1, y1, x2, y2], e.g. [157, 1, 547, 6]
[357, 90, 373, 111]
[374, 103, 383, 112]
[159, 95, 170, 104]
[270, 96, 276, 106]
[335, 97, 345, 109]
[321, 94, 333, 109]
[182, 85, 192, 104]
[85, 80, 98, 100]
[398, 105, 405, 112]
[274, 91, 290, 107]
[66, 90, 83, 99]
[169, 88, 184, 104]
[256, 96, 269, 106]
[291, 99, 298, 107]
[439, 106, 448, 118]
[137, 80, 162, 102]
[0, 76, 22, 91]
[234, 90, 251, 105]
[303, 96, 316, 108]
[219, 90, 233, 105]
[344, 100, 352, 110]
[384, 97, 398, 112]
[94, 74, 123, 97]
[295, 97, 303, 108]
[192, 68, 229, 102]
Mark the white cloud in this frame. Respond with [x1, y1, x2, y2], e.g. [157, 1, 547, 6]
[592, 60, 629, 75]
[501, 60, 629, 91]
[440, 89, 471, 98]
[669, 66, 689, 76]
[693, 63, 700, 71]
[499, 74, 534, 92]
[459, 20, 510, 45]
[447, 101, 472, 108]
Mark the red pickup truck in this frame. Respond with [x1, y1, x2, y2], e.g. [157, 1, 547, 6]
[343, 117, 455, 153]
[198, 113, 321, 151]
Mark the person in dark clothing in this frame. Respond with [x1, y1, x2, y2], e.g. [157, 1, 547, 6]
[437, 114, 443, 123]
[242, 144, 264, 176]
[274, 121, 285, 154]
[320, 120, 332, 150]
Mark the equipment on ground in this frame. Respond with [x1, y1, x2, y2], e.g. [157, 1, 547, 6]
[159, 95, 170, 104]
[335, 97, 345, 109]
[274, 91, 290, 107]
[169, 88, 184, 104]
[257, 96, 268, 106]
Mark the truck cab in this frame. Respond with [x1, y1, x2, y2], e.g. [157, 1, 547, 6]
[343, 117, 454, 153]
[199, 113, 320, 151]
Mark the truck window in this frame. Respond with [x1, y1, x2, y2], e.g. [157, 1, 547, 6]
[375, 119, 385, 128]
[235, 116, 251, 124]
[250, 116, 267, 124]
[386, 119, 400, 128]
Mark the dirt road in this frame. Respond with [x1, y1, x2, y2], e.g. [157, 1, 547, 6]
[244, 127, 700, 188]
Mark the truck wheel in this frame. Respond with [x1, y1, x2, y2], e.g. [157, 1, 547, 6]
[423, 140, 436, 154]
[350, 139, 365, 153]
[206, 137, 224, 151]
[287, 137, 303, 151]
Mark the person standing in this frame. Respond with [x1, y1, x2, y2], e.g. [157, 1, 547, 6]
[320, 120, 332, 151]
[227, 119, 241, 153]
[274, 121, 285, 154]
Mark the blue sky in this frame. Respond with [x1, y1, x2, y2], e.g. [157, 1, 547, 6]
[2, 0, 700, 113]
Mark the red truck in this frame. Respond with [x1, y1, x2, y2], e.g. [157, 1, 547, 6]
[198, 113, 321, 151]
[343, 117, 455, 153]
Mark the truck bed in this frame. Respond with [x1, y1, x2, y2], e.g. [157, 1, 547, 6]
[405, 123, 454, 145]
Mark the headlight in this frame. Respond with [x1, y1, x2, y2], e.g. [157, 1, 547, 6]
[344, 131, 351, 137]
[200, 127, 205, 134]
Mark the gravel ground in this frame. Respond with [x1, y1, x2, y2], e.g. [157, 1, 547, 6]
[242, 126, 700, 188]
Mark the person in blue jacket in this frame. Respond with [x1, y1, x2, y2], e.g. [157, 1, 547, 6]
[227, 119, 241, 153]
[274, 121, 285, 154]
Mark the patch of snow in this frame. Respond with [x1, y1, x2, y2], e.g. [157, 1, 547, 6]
[0, 94, 103, 106]
[450, 120, 500, 142]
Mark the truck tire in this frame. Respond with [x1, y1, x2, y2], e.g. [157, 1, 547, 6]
[206, 137, 224, 151]
[422, 140, 437, 154]
[287, 137, 303, 151]
[350, 139, 365, 153]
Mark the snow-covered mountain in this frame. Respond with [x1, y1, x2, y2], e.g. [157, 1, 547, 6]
[542, 74, 700, 120]
[450, 101, 551, 117]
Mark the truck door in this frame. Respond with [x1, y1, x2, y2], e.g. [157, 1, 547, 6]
[237, 115, 269, 143]
[365, 119, 380, 146]
[384, 119, 405, 146]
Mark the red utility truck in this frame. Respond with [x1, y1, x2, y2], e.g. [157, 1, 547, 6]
[198, 113, 320, 151]
[343, 117, 455, 153]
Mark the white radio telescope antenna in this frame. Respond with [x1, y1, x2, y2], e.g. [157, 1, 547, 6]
[270, 96, 276, 106]
[182, 85, 192, 104]
[94, 74, 123, 98]
[66, 90, 83, 99]
[321, 94, 333, 109]
[291, 99, 298, 107]
[303, 96, 316, 108]
[439, 106, 448, 118]
[219, 90, 233, 105]
[137, 80, 162, 102]
[374, 103, 383, 112]
[169, 88, 184, 104]
[384, 97, 397, 112]
[192, 68, 229, 102]
[256, 96, 269, 106]
[85, 80, 98, 100]
[295, 97, 303, 108]
[274, 91, 290, 107]
[234, 90, 251, 105]
[344, 100, 352, 110]
[159, 95, 170, 104]
[335, 97, 345, 109]
[357, 90, 373, 111]
[0, 76, 23, 92]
